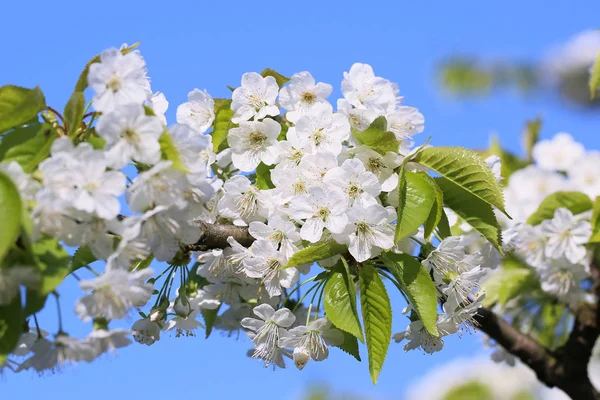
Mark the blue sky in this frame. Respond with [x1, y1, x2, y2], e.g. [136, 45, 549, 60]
[2, 1, 600, 398]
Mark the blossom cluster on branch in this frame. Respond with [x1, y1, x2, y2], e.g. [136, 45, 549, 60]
[1, 43, 600, 397]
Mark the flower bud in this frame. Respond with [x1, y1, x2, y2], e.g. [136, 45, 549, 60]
[293, 347, 310, 371]
[173, 295, 192, 318]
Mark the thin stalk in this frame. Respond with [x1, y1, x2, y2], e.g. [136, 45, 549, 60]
[53, 292, 63, 333]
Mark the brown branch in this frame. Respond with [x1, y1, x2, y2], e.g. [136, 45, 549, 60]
[475, 308, 558, 385]
[476, 260, 600, 400]
[187, 221, 255, 252]
[185, 221, 600, 398]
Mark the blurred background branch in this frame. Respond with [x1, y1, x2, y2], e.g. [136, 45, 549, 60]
[438, 30, 600, 107]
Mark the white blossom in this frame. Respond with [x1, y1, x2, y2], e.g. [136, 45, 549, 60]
[240, 304, 295, 368]
[231, 72, 279, 123]
[289, 187, 348, 243]
[75, 269, 154, 322]
[542, 207, 591, 264]
[532, 133, 585, 171]
[176, 89, 215, 133]
[95, 104, 164, 168]
[278, 318, 343, 368]
[279, 71, 333, 123]
[228, 119, 280, 172]
[88, 48, 150, 112]
[332, 204, 394, 262]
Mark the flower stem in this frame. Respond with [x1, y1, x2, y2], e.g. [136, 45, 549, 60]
[53, 292, 64, 334]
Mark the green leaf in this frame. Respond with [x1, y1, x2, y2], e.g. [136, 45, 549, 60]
[351, 116, 400, 155]
[260, 68, 290, 87]
[24, 237, 70, 316]
[0, 123, 57, 173]
[414, 146, 508, 216]
[283, 241, 347, 269]
[324, 268, 364, 342]
[74, 43, 140, 93]
[255, 163, 275, 190]
[522, 117, 542, 164]
[488, 135, 528, 180]
[424, 177, 444, 241]
[0, 85, 46, 133]
[277, 123, 289, 141]
[436, 177, 503, 252]
[87, 135, 106, 150]
[590, 52, 600, 100]
[437, 209, 452, 239]
[527, 191, 593, 226]
[212, 100, 235, 153]
[395, 170, 437, 242]
[133, 254, 154, 271]
[589, 197, 600, 243]
[201, 304, 221, 338]
[359, 264, 392, 385]
[159, 131, 188, 173]
[64, 91, 85, 138]
[442, 381, 493, 400]
[0, 293, 23, 365]
[0, 123, 41, 161]
[380, 252, 439, 336]
[537, 303, 567, 349]
[482, 267, 538, 307]
[0, 171, 22, 262]
[70, 246, 97, 273]
[335, 331, 361, 361]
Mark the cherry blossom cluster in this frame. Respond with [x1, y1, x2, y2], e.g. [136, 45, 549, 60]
[0, 45, 428, 373]
[500, 134, 596, 301]
[2, 42, 565, 376]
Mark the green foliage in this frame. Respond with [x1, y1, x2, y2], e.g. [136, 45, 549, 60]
[335, 331, 361, 361]
[351, 116, 400, 155]
[324, 265, 364, 342]
[70, 246, 98, 273]
[359, 264, 392, 385]
[74, 43, 140, 92]
[24, 236, 70, 316]
[0, 124, 40, 161]
[522, 117, 542, 163]
[255, 163, 275, 190]
[589, 196, 600, 243]
[442, 381, 494, 400]
[202, 305, 221, 338]
[395, 169, 437, 243]
[380, 252, 439, 336]
[212, 100, 235, 152]
[0, 293, 23, 365]
[590, 52, 600, 100]
[424, 176, 444, 241]
[87, 134, 106, 150]
[414, 146, 508, 216]
[260, 68, 291, 87]
[0, 85, 46, 133]
[536, 303, 568, 349]
[0, 123, 57, 173]
[439, 59, 494, 95]
[159, 131, 188, 173]
[439, 58, 537, 97]
[526, 191, 593, 226]
[0, 171, 23, 262]
[133, 254, 154, 271]
[437, 209, 452, 239]
[488, 135, 528, 180]
[283, 241, 347, 269]
[64, 91, 85, 138]
[482, 265, 538, 307]
[436, 177, 503, 252]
